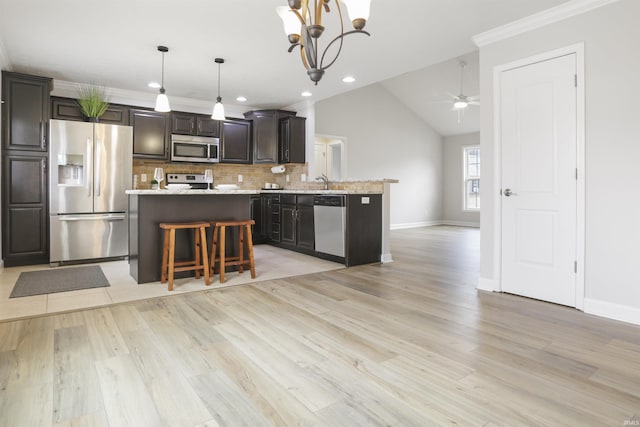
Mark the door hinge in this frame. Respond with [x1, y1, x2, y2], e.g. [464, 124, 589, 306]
[574, 261, 577, 273]
[575, 168, 578, 180]
[574, 74, 577, 87]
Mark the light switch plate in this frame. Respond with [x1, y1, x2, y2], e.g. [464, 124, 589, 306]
[141, 174, 147, 182]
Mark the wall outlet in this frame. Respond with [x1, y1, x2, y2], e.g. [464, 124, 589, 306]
[286, 174, 290, 182]
[361, 196, 370, 204]
[301, 174, 307, 182]
[141, 173, 147, 182]
[238, 174, 243, 183]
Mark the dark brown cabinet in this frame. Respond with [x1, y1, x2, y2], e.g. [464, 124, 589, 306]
[279, 194, 315, 252]
[1, 72, 52, 266]
[130, 108, 169, 159]
[2, 153, 49, 265]
[263, 194, 281, 242]
[279, 116, 306, 163]
[220, 119, 251, 164]
[51, 97, 129, 125]
[171, 112, 220, 137]
[171, 113, 195, 135]
[250, 195, 266, 244]
[197, 116, 220, 137]
[2, 72, 52, 152]
[244, 109, 297, 164]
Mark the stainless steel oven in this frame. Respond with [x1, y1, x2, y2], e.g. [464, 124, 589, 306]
[171, 134, 220, 163]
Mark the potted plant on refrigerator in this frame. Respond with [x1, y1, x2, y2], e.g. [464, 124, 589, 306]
[77, 84, 109, 122]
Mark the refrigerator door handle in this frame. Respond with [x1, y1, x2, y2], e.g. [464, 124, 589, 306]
[86, 138, 93, 198]
[95, 139, 102, 197]
[58, 214, 126, 222]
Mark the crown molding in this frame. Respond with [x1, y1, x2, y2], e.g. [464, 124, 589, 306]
[51, 79, 247, 118]
[472, 0, 621, 47]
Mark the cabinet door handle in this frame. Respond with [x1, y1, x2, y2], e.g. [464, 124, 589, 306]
[41, 121, 47, 150]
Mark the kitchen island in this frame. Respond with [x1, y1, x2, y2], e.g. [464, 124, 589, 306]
[127, 183, 392, 284]
[127, 189, 258, 283]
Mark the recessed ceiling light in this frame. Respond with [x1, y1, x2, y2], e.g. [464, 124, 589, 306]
[301, 91, 312, 97]
[148, 82, 161, 89]
[342, 76, 356, 83]
[236, 96, 247, 102]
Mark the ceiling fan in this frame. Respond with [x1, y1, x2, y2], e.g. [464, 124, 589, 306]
[446, 60, 480, 123]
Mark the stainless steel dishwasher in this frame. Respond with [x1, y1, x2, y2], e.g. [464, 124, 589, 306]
[313, 194, 346, 257]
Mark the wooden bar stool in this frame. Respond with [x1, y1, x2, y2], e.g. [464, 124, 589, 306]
[209, 220, 256, 283]
[160, 221, 210, 291]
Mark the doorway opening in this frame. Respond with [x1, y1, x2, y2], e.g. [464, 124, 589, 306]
[314, 135, 346, 181]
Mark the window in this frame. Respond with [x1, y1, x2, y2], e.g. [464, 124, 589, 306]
[463, 146, 480, 211]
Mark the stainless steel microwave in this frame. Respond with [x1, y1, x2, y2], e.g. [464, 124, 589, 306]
[171, 134, 220, 163]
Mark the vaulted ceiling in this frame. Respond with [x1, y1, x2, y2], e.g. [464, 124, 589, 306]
[0, 0, 571, 136]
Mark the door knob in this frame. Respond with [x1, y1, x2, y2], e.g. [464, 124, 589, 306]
[504, 188, 516, 197]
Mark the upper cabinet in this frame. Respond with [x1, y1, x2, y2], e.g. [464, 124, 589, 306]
[2, 71, 52, 152]
[130, 108, 169, 159]
[279, 116, 306, 164]
[171, 112, 220, 137]
[220, 119, 252, 164]
[244, 109, 300, 164]
[51, 97, 129, 125]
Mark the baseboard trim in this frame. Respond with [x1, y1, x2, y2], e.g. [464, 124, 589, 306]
[477, 277, 496, 292]
[584, 298, 640, 326]
[441, 220, 480, 228]
[390, 220, 442, 230]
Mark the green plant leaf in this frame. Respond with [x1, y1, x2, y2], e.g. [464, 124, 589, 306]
[77, 84, 109, 118]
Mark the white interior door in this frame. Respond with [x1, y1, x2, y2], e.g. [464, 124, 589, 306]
[500, 53, 577, 307]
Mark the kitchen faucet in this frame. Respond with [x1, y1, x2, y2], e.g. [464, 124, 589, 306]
[316, 174, 329, 190]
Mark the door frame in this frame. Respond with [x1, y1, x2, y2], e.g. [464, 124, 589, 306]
[491, 42, 585, 310]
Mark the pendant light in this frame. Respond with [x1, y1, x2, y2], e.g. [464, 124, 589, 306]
[211, 58, 226, 120]
[154, 45, 171, 112]
[276, 0, 372, 84]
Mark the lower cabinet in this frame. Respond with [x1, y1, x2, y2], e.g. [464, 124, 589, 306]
[2, 152, 49, 266]
[250, 195, 266, 244]
[277, 194, 315, 252]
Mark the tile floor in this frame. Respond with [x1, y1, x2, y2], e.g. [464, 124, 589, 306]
[0, 245, 344, 322]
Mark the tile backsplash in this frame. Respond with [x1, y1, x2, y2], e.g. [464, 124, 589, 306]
[133, 160, 308, 190]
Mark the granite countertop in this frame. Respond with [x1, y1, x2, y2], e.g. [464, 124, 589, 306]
[127, 188, 383, 195]
[260, 189, 382, 194]
[126, 189, 260, 195]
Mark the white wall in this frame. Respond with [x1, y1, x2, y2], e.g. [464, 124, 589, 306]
[443, 132, 480, 226]
[479, 0, 640, 323]
[315, 83, 443, 228]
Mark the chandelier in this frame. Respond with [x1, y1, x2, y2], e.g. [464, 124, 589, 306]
[277, 0, 372, 84]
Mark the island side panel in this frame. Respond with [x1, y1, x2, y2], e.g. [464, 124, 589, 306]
[130, 194, 251, 284]
[346, 194, 382, 266]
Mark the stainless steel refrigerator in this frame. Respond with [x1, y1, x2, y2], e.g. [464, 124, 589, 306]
[49, 119, 133, 264]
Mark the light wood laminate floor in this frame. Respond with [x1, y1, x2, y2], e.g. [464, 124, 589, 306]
[1, 226, 639, 426]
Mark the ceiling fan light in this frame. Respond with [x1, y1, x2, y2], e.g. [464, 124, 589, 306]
[340, 0, 371, 28]
[454, 99, 468, 109]
[277, 6, 301, 41]
[212, 99, 225, 120]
